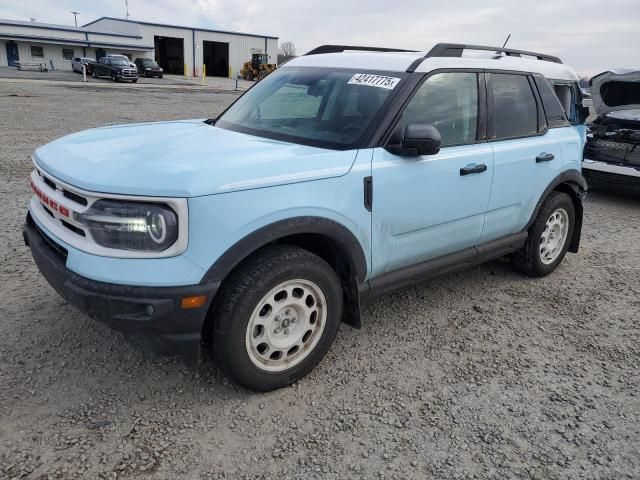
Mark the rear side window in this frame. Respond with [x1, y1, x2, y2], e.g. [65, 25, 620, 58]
[402, 72, 478, 147]
[491, 73, 538, 139]
[533, 76, 570, 127]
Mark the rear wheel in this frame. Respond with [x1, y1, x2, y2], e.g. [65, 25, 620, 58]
[210, 245, 343, 391]
[513, 191, 575, 277]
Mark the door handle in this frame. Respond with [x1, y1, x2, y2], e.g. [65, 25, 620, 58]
[460, 163, 487, 176]
[536, 153, 555, 163]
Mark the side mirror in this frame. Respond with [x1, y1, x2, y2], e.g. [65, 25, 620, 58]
[385, 124, 442, 157]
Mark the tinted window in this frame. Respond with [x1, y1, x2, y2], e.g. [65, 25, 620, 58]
[492, 74, 538, 139]
[62, 49, 74, 60]
[403, 72, 478, 147]
[533, 76, 569, 127]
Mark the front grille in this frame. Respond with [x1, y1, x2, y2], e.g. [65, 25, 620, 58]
[61, 219, 85, 236]
[43, 176, 56, 190]
[33, 170, 89, 238]
[30, 216, 68, 260]
[63, 189, 88, 206]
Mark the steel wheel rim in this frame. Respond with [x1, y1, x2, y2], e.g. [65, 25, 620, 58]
[246, 279, 327, 372]
[539, 207, 569, 265]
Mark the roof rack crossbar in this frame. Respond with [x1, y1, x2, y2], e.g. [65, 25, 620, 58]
[424, 43, 562, 64]
[305, 45, 419, 56]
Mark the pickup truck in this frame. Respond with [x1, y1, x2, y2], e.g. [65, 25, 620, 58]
[89, 56, 138, 82]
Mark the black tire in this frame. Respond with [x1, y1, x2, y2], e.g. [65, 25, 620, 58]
[159, 74, 163, 79]
[210, 245, 343, 391]
[111, 73, 118, 82]
[132, 79, 138, 83]
[92, 70, 97, 78]
[513, 191, 575, 277]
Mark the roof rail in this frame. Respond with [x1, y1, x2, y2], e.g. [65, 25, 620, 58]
[305, 45, 418, 56]
[425, 43, 562, 64]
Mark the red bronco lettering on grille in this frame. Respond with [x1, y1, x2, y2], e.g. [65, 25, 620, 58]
[31, 180, 70, 218]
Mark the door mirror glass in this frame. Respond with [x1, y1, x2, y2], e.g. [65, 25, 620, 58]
[386, 123, 441, 156]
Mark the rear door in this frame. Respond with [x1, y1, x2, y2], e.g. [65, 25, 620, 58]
[480, 72, 565, 243]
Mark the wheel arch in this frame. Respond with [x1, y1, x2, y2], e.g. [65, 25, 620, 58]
[200, 216, 368, 328]
[526, 169, 587, 253]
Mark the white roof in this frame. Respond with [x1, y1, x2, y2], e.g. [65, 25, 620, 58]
[285, 50, 579, 82]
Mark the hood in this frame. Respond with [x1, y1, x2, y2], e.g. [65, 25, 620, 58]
[590, 69, 640, 116]
[34, 120, 358, 197]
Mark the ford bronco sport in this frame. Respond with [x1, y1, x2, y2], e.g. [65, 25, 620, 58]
[23, 43, 587, 391]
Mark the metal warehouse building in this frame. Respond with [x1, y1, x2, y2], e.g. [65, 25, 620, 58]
[0, 17, 278, 77]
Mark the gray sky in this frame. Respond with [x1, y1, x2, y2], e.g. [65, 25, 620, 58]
[3, 0, 639, 76]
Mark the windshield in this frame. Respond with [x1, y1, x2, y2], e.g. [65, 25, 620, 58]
[142, 60, 158, 66]
[111, 59, 129, 66]
[216, 67, 404, 149]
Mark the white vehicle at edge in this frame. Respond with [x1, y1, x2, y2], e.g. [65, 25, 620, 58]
[583, 69, 640, 194]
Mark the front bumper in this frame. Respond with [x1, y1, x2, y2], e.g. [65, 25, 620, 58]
[23, 213, 220, 362]
[583, 158, 640, 195]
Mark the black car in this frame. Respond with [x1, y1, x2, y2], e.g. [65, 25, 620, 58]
[134, 58, 164, 78]
[89, 56, 138, 82]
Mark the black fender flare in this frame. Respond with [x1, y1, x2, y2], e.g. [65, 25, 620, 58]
[200, 216, 368, 285]
[526, 169, 587, 253]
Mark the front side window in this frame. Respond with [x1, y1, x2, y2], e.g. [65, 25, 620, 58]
[492, 73, 538, 139]
[62, 49, 74, 61]
[30, 46, 44, 58]
[402, 72, 479, 147]
[216, 67, 402, 149]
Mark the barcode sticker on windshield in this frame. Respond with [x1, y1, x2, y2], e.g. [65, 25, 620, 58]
[348, 74, 401, 89]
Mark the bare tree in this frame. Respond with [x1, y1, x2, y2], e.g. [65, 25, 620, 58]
[279, 41, 297, 58]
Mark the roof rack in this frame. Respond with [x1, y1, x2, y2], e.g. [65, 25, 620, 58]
[425, 43, 562, 64]
[305, 45, 418, 56]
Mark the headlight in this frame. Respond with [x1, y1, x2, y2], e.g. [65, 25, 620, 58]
[77, 200, 178, 252]
[159, 68, 163, 71]
[146, 67, 151, 70]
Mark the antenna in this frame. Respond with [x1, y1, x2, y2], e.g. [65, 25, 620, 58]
[71, 11, 79, 27]
[125, 0, 130, 19]
[502, 34, 511, 48]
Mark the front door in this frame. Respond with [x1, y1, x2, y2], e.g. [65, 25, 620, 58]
[371, 71, 493, 277]
[5, 42, 19, 67]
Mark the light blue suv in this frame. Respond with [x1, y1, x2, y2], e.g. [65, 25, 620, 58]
[23, 43, 588, 391]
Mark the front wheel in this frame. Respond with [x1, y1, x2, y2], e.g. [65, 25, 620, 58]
[111, 73, 118, 82]
[210, 245, 343, 391]
[513, 191, 575, 277]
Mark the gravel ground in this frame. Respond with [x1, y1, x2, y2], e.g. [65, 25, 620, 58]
[1, 80, 639, 480]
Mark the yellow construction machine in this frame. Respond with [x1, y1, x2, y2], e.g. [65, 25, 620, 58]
[240, 53, 276, 81]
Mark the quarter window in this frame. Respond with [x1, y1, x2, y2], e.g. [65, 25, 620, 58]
[62, 49, 74, 61]
[402, 72, 478, 148]
[491, 74, 538, 139]
[30, 46, 44, 58]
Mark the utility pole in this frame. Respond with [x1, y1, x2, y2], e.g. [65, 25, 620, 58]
[71, 11, 79, 27]
[125, 0, 130, 19]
